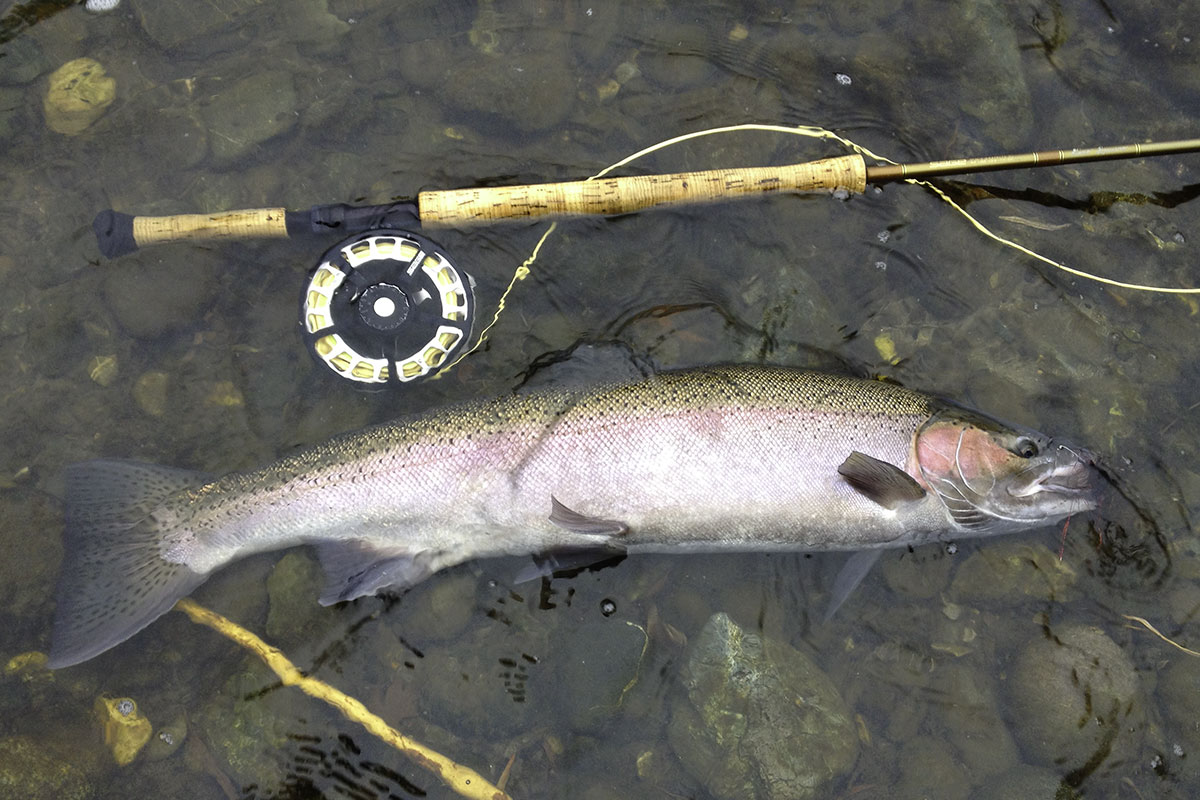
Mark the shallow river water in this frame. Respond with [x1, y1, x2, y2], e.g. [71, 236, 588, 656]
[1, 1, 1199, 798]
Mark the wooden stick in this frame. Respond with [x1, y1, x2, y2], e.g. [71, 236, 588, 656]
[174, 598, 513, 800]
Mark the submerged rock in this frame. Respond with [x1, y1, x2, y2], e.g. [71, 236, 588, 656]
[400, 572, 478, 643]
[894, 735, 971, 800]
[935, 662, 1020, 778]
[191, 667, 290, 789]
[414, 588, 554, 738]
[1157, 655, 1200, 781]
[438, 33, 577, 135]
[265, 551, 325, 647]
[0, 37, 51, 86]
[949, 541, 1079, 604]
[0, 87, 21, 143]
[135, 0, 258, 52]
[880, 545, 954, 600]
[143, 710, 188, 761]
[200, 70, 298, 166]
[43, 58, 115, 135]
[132, 370, 170, 417]
[101, 248, 224, 339]
[975, 764, 1078, 800]
[94, 695, 153, 766]
[0, 488, 60, 618]
[668, 612, 857, 800]
[1005, 624, 1143, 781]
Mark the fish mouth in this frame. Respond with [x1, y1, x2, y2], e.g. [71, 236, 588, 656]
[1009, 444, 1096, 500]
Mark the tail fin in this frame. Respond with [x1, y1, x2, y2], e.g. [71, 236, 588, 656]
[48, 460, 213, 668]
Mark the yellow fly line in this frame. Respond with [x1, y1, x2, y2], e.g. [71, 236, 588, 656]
[1123, 613, 1200, 658]
[438, 122, 1199, 375]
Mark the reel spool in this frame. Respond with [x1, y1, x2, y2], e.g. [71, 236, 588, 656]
[301, 230, 475, 387]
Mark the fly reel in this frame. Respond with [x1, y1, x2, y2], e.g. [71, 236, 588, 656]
[301, 230, 475, 387]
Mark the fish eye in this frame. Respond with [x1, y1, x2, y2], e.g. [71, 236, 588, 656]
[1013, 437, 1039, 458]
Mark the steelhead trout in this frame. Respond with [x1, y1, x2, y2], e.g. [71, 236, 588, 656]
[49, 365, 1095, 667]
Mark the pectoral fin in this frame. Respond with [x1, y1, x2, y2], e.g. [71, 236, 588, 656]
[549, 496, 629, 536]
[314, 541, 437, 605]
[838, 451, 926, 510]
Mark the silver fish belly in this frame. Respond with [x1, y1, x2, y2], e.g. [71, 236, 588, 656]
[48, 365, 1096, 667]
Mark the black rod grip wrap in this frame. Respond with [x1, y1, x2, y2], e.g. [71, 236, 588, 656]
[305, 202, 421, 235]
[285, 209, 313, 237]
[93, 210, 138, 259]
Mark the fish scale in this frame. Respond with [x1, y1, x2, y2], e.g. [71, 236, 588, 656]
[47, 365, 1096, 668]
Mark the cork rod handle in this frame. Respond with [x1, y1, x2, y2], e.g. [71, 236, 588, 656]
[93, 208, 293, 258]
[91, 155, 868, 257]
[418, 154, 867, 227]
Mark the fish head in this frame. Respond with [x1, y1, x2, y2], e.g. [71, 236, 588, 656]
[913, 403, 1097, 534]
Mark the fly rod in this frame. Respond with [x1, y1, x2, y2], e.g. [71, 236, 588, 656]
[90, 135, 1200, 390]
[92, 138, 1200, 259]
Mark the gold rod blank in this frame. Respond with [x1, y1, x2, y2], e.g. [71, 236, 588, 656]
[866, 139, 1200, 183]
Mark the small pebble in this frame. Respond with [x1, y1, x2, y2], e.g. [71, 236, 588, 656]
[133, 370, 169, 416]
[613, 61, 640, 84]
[88, 354, 118, 386]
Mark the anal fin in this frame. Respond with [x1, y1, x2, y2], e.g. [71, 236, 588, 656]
[314, 541, 437, 605]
